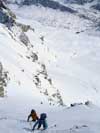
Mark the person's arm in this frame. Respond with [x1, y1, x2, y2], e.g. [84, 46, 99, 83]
[27, 114, 31, 122]
[36, 114, 39, 120]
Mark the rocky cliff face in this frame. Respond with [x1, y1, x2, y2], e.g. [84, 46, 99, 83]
[0, 63, 9, 97]
[91, 3, 100, 11]
[7, 0, 76, 13]
[6, 0, 100, 12]
[64, 0, 95, 4]
[63, 0, 100, 11]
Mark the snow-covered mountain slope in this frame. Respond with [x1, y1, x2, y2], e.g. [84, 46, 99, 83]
[0, 20, 64, 105]
[6, 0, 100, 11]
[6, 3, 100, 105]
[0, 100, 100, 133]
[0, 1, 100, 133]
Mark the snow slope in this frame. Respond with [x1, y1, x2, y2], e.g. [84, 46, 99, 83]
[0, 1, 100, 133]
[0, 99, 100, 133]
[7, 3, 100, 105]
[0, 21, 64, 105]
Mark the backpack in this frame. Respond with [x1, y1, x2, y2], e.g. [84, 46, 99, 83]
[40, 113, 47, 120]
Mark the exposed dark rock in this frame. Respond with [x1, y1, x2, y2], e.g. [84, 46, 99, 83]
[22, 0, 77, 13]
[40, 64, 47, 75]
[76, 30, 84, 34]
[78, 14, 90, 20]
[33, 75, 41, 86]
[0, 62, 9, 97]
[21, 69, 25, 72]
[0, 10, 9, 23]
[64, 0, 94, 5]
[30, 52, 38, 62]
[16, 23, 34, 32]
[76, 31, 80, 34]
[0, 0, 7, 10]
[48, 78, 52, 85]
[40, 36, 44, 45]
[26, 56, 30, 59]
[0, 9, 15, 28]
[70, 102, 83, 107]
[91, 3, 100, 11]
[52, 89, 64, 105]
[96, 21, 100, 31]
[85, 100, 91, 105]
[44, 89, 48, 96]
[0, 0, 16, 26]
[40, 101, 43, 104]
[19, 32, 30, 46]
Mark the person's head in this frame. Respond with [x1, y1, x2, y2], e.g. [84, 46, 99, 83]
[40, 113, 47, 120]
[31, 109, 36, 114]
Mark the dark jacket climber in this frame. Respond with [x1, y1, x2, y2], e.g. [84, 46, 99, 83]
[27, 109, 39, 122]
[32, 113, 48, 130]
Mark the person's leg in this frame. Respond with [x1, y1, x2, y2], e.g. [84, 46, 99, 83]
[37, 120, 42, 129]
[32, 120, 39, 130]
[43, 119, 48, 130]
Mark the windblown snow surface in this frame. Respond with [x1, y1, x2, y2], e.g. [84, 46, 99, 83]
[0, 1, 100, 133]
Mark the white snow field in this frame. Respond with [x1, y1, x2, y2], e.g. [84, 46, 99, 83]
[0, 1, 100, 133]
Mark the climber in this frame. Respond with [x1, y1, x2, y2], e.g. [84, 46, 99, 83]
[32, 113, 48, 130]
[27, 109, 39, 122]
